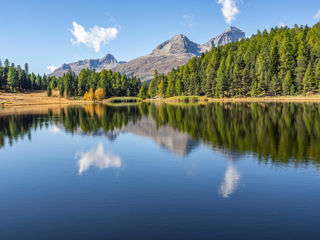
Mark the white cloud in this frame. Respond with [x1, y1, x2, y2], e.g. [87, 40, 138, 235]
[219, 162, 240, 198]
[47, 65, 58, 73]
[182, 14, 195, 28]
[217, 0, 240, 24]
[314, 10, 320, 20]
[76, 143, 121, 175]
[70, 21, 118, 52]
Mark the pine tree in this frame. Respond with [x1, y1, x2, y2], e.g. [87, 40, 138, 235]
[7, 66, 18, 91]
[251, 81, 259, 97]
[315, 61, 320, 93]
[303, 63, 313, 94]
[270, 75, 280, 96]
[157, 80, 165, 98]
[215, 59, 225, 97]
[241, 66, 250, 96]
[0, 67, 3, 89]
[148, 79, 156, 98]
[290, 84, 296, 96]
[99, 70, 112, 97]
[269, 39, 280, 77]
[35, 75, 42, 90]
[58, 78, 65, 97]
[295, 41, 308, 93]
[64, 69, 74, 97]
[138, 84, 148, 99]
[175, 78, 182, 96]
[78, 69, 89, 96]
[282, 71, 292, 95]
[279, 35, 295, 81]
[47, 85, 52, 97]
[166, 74, 175, 97]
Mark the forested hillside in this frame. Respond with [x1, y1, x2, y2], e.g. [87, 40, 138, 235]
[146, 23, 320, 98]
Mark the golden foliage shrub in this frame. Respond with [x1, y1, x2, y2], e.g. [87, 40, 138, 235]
[94, 88, 106, 100]
[83, 88, 94, 101]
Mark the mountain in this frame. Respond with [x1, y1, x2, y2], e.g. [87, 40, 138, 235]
[200, 26, 245, 52]
[50, 27, 245, 81]
[111, 34, 200, 81]
[50, 54, 122, 77]
[152, 34, 201, 56]
[112, 26, 245, 81]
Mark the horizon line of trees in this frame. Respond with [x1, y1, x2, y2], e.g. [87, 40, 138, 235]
[143, 23, 320, 98]
[55, 68, 141, 98]
[0, 59, 142, 99]
[0, 59, 53, 91]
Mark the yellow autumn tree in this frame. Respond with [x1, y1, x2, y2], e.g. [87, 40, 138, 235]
[94, 88, 106, 100]
[83, 88, 94, 101]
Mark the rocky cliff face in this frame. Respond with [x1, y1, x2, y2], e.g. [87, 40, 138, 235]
[152, 34, 201, 56]
[200, 26, 245, 52]
[50, 54, 121, 77]
[51, 27, 245, 81]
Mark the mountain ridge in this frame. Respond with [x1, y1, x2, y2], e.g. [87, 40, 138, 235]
[50, 27, 245, 81]
[50, 54, 122, 77]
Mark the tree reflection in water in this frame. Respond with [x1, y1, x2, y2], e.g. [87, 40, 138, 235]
[1, 102, 320, 167]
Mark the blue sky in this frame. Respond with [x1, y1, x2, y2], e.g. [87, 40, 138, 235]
[1, 0, 320, 74]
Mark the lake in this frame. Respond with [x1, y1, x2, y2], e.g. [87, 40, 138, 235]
[1, 103, 320, 240]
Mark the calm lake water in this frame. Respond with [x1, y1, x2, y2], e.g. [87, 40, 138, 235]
[1, 103, 320, 240]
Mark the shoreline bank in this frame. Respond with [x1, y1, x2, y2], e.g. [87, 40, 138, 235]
[2, 91, 320, 108]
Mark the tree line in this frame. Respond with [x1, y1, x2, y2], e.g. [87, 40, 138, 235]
[0, 59, 141, 99]
[0, 59, 53, 91]
[145, 23, 320, 98]
[55, 68, 141, 98]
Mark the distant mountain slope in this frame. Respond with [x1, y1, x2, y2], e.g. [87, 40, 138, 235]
[50, 27, 245, 81]
[50, 54, 122, 77]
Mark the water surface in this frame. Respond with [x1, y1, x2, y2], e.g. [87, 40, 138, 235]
[1, 103, 320, 239]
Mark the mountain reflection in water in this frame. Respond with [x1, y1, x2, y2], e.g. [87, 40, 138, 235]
[1, 102, 320, 166]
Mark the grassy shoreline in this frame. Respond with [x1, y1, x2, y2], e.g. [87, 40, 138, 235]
[2, 91, 320, 108]
[145, 95, 320, 103]
[0, 90, 85, 107]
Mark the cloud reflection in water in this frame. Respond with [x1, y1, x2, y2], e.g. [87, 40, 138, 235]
[76, 143, 121, 175]
[219, 162, 240, 198]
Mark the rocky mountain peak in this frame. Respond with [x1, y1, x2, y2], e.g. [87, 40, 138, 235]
[171, 34, 188, 40]
[215, 26, 245, 45]
[200, 26, 245, 52]
[99, 54, 118, 64]
[152, 34, 200, 56]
